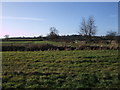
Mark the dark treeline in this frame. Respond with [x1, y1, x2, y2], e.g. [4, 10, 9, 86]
[2, 35, 120, 51]
[2, 35, 119, 43]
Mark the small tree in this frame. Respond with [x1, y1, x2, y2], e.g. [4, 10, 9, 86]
[106, 31, 117, 43]
[87, 16, 97, 36]
[79, 16, 96, 36]
[37, 35, 43, 41]
[80, 18, 88, 36]
[4, 35, 9, 40]
[79, 16, 97, 42]
[47, 27, 59, 40]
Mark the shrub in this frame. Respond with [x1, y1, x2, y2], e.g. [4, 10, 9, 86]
[26, 44, 58, 51]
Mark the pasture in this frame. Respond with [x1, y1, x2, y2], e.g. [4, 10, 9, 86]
[2, 50, 120, 88]
[1, 40, 118, 47]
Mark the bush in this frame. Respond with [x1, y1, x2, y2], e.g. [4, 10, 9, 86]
[2, 46, 26, 51]
[26, 44, 58, 51]
[2, 44, 58, 51]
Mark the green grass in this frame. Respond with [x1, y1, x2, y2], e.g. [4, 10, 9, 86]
[1, 40, 118, 48]
[1, 41, 65, 46]
[2, 50, 120, 88]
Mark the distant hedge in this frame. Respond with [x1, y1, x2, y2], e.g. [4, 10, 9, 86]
[2, 44, 119, 51]
[2, 44, 57, 51]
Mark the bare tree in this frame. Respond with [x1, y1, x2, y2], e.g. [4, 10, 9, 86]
[79, 16, 97, 42]
[4, 35, 9, 39]
[106, 30, 117, 43]
[106, 31, 117, 36]
[87, 16, 97, 36]
[79, 16, 97, 36]
[50, 27, 58, 36]
[47, 27, 59, 40]
[80, 18, 88, 36]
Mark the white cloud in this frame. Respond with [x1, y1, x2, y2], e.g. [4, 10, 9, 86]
[0, 16, 45, 21]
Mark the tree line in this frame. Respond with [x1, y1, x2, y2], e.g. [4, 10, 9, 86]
[46, 16, 117, 43]
[4, 16, 118, 43]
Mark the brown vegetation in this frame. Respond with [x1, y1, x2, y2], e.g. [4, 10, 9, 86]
[2, 44, 119, 51]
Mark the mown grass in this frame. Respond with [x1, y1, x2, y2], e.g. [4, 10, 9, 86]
[1, 41, 65, 47]
[2, 50, 120, 88]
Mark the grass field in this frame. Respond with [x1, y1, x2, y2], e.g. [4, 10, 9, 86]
[1, 41, 66, 46]
[1, 40, 118, 48]
[2, 50, 120, 88]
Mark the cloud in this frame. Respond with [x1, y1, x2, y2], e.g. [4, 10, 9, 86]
[0, 16, 45, 21]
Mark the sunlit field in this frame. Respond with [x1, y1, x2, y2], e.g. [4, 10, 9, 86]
[2, 50, 120, 88]
[1, 1, 119, 89]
